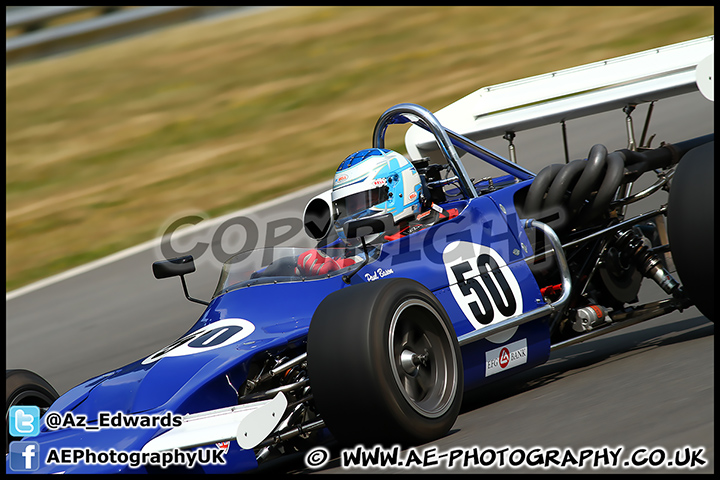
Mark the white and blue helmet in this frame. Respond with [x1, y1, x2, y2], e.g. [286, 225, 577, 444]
[332, 148, 422, 241]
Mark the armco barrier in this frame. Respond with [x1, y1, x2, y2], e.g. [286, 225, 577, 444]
[6, 6, 244, 66]
[6, 6, 102, 31]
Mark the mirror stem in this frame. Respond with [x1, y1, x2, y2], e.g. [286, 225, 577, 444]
[179, 275, 210, 306]
[342, 237, 370, 284]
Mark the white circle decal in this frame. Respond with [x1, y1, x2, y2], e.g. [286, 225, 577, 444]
[443, 241, 523, 341]
[142, 318, 255, 364]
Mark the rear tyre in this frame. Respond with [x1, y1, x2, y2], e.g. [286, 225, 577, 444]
[308, 278, 463, 447]
[667, 141, 714, 320]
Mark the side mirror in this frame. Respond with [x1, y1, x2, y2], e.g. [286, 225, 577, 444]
[152, 255, 209, 306]
[343, 213, 393, 239]
[152, 255, 196, 279]
[303, 190, 334, 240]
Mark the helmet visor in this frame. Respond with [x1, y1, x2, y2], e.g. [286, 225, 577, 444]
[333, 186, 389, 222]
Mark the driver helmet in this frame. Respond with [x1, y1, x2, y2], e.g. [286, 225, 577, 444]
[331, 148, 422, 243]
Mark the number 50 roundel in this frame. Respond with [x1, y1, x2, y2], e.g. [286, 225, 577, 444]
[443, 241, 523, 332]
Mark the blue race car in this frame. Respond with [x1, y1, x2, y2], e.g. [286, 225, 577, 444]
[6, 38, 714, 474]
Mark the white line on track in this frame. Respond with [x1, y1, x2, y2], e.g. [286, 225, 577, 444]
[6, 181, 327, 301]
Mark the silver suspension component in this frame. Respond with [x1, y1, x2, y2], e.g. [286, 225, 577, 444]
[242, 352, 307, 398]
[611, 229, 683, 298]
[571, 305, 611, 333]
[238, 349, 323, 464]
[552, 298, 687, 352]
[255, 402, 311, 463]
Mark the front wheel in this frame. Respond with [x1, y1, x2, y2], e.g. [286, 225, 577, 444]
[307, 278, 463, 447]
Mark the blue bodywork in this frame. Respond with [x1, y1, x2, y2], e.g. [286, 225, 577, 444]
[8, 177, 551, 474]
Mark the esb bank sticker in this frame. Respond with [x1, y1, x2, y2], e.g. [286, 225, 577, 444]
[485, 339, 528, 377]
[143, 318, 255, 364]
[443, 241, 523, 332]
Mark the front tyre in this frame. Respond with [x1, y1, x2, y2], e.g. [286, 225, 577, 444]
[307, 278, 463, 447]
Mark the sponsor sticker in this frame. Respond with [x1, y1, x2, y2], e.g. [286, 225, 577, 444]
[485, 339, 527, 376]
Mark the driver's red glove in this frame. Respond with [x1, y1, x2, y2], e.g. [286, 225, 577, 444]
[296, 249, 341, 276]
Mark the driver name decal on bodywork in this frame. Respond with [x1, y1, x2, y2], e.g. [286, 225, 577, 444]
[443, 241, 523, 332]
[364, 267, 394, 282]
[142, 318, 255, 364]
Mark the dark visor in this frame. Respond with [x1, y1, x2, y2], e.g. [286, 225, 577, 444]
[333, 186, 389, 221]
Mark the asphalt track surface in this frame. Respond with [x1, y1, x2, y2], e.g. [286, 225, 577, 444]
[6, 91, 713, 473]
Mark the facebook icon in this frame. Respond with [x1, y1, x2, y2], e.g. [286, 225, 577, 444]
[9, 441, 40, 471]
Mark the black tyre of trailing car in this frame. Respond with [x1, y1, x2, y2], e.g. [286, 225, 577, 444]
[667, 141, 714, 321]
[6, 369, 59, 451]
[308, 278, 463, 447]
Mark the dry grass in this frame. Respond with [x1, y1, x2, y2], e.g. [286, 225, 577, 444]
[6, 6, 714, 291]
